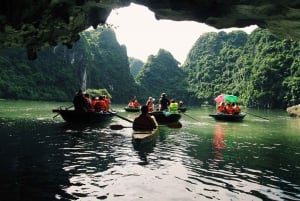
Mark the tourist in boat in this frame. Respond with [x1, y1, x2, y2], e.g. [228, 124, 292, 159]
[232, 103, 241, 114]
[217, 102, 226, 113]
[133, 105, 157, 131]
[92, 96, 106, 112]
[159, 93, 170, 111]
[128, 96, 140, 108]
[127, 100, 134, 108]
[169, 99, 179, 113]
[73, 89, 85, 112]
[133, 99, 141, 108]
[146, 96, 155, 112]
[91, 96, 98, 110]
[83, 93, 93, 111]
[103, 95, 111, 111]
[225, 103, 234, 114]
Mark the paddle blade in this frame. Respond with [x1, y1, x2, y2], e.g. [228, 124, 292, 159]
[110, 125, 129, 130]
[167, 122, 182, 128]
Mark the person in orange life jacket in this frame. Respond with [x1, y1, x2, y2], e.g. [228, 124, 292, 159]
[159, 93, 170, 111]
[133, 99, 141, 108]
[146, 97, 155, 112]
[232, 103, 241, 114]
[91, 96, 98, 109]
[128, 100, 134, 107]
[91, 96, 100, 112]
[84, 93, 93, 111]
[217, 102, 226, 113]
[93, 96, 106, 112]
[169, 99, 179, 113]
[103, 95, 111, 111]
[133, 105, 158, 131]
[225, 103, 234, 114]
[128, 96, 139, 108]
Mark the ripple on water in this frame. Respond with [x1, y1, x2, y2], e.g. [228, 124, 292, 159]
[1, 106, 300, 201]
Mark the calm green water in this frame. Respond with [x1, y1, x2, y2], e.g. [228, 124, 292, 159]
[0, 100, 300, 201]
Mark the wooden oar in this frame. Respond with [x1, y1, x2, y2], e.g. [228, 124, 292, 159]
[66, 105, 74, 110]
[182, 113, 200, 121]
[110, 122, 182, 130]
[53, 113, 60, 119]
[53, 105, 73, 119]
[246, 112, 269, 121]
[108, 111, 133, 123]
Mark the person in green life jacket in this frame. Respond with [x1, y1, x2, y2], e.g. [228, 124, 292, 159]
[169, 99, 179, 113]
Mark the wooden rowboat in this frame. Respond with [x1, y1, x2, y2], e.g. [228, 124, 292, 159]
[209, 112, 247, 122]
[132, 128, 159, 140]
[53, 107, 116, 124]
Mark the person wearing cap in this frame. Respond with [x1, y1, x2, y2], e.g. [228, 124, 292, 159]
[146, 96, 155, 112]
[133, 105, 158, 131]
[159, 93, 170, 111]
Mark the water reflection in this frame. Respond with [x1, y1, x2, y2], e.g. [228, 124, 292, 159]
[213, 124, 225, 160]
[132, 137, 156, 165]
[1, 101, 300, 200]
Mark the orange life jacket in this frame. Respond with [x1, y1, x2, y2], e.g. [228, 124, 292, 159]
[133, 114, 156, 130]
[226, 105, 234, 114]
[146, 101, 154, 112]
[218, 105, 226, 113]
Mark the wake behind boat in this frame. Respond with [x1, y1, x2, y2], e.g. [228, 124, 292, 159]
[53, 106, 116, 124]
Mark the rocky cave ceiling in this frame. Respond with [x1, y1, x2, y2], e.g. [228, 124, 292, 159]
[1, 0, 300, 59]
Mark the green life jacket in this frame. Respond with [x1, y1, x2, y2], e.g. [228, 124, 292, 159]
[169, 102, 178, 113]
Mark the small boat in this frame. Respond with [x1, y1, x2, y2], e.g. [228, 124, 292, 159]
[209, 112, 247, 122]
[124, 106, 140, 112]
[150, 111, 181, 124]
[132, 128, 159, 140]
[53, 107, 116, 124]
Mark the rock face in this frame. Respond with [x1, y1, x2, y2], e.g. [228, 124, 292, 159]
[1, 0, 300, 59]
[287, 105, 300, 117]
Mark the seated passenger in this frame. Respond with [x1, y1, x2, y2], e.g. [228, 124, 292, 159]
[133, 99, 141, 108]
[225, 103, 234, 114]
[84, 93, 93, 111]
[93, 96, 106, 112]
[217, 102, 226, 113]
[146, 97, 155, 112]
[232, 103, 241, 114]
[169, 99, 179, 113]
[133, 105, 157, 131]
[103, 95, 111, 111]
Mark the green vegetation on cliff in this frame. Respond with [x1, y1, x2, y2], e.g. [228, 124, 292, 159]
[1, 27, 300, 108]
[135, 49, 197, 104]
[183, 28, 300, 108]
[0, 28, 138, 103]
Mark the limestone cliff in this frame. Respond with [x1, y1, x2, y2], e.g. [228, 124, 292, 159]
[1, 0, 300, 59]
